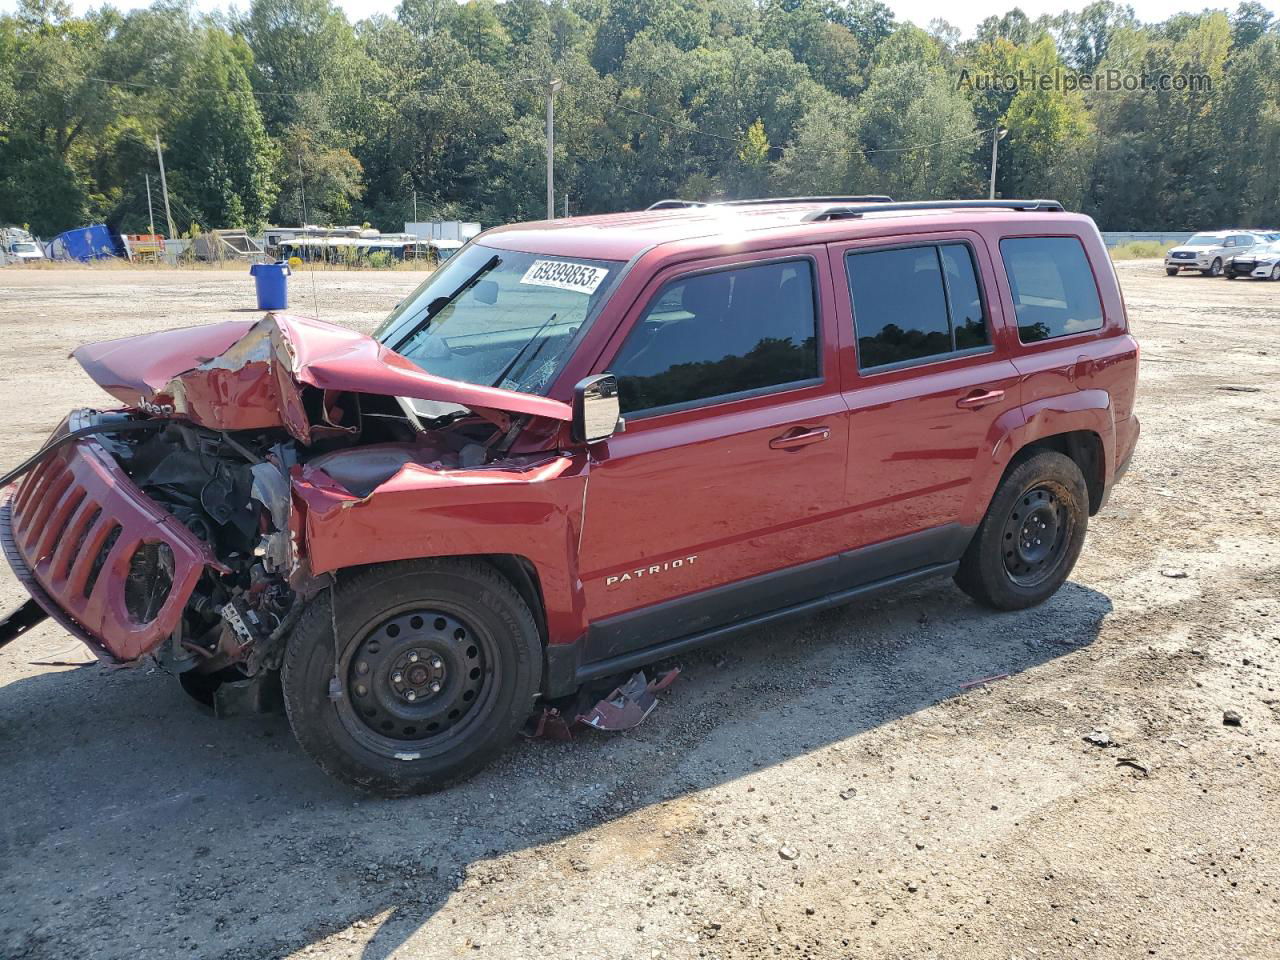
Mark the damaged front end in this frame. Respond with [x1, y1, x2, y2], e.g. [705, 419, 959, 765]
[1, 313, 571, 708]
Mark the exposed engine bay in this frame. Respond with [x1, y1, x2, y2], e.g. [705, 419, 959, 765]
[91, 391, 518, 706]
[1, 313, 576, 710]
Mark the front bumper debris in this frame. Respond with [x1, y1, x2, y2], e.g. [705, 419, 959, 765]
[3, 412, 217, 663]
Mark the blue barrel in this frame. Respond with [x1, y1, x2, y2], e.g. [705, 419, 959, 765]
[250, 261, 291, 310]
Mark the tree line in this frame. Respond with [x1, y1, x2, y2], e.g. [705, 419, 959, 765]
[1, 0, 1277, 238]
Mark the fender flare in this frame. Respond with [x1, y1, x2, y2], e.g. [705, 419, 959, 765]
[959, 389, 1115, 527]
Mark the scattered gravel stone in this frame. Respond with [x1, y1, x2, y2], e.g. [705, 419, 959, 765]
[839, 788, 857, 800]
[1223, 709, 1243, 727]
[778, 845, 800, 861]
[1160, 569, 1189, 579]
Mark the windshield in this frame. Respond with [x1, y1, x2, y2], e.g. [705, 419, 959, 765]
[375, 243, 621, 396]
[1185, 234, 1221, 246]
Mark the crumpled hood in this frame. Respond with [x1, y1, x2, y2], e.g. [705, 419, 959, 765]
[72, 313, 572, 443]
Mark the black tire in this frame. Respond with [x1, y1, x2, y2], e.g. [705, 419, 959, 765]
[1271, 265, 1280, 282]
[282, 558, 541, 795]
[1226, 271, 1238, 279]
[1203, 258, 1223, 277]
[955, 450, 1089, 611]
[1165, 267, 1179, 276]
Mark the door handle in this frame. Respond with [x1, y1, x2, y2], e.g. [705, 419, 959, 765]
[956, 388, 1005, 410]
[770, 427, 830, 450]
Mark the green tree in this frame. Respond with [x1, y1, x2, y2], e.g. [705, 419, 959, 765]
[167, 30, 277, 230]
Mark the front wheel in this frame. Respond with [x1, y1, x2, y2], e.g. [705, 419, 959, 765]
[282, 559, 541, 795]
[1203, 258, 1223, 277]
[1271, 265, 1280, 281]
[955, 451, 1089, 611]
[1165, 267, 1179, 276]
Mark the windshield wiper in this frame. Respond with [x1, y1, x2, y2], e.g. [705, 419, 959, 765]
[392, 254, 501, 352]
[490, 313, 557, 390]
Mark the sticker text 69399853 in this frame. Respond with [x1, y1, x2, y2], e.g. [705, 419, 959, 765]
[519, 260, 610, 295]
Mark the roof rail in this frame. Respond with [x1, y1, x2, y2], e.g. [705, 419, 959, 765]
[646, 199, 708, 210]
[803, 198, 1065, 222]
[717, 195, 893, 207]
[646, 195, 895, 211]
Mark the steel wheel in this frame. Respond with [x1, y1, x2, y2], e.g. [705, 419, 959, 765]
[1000, 483, 1075, 588]
[336, 606, 497, 759]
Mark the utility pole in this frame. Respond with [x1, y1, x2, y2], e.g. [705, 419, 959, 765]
[412, 189, 418, 223]
[989, 126, 1008, 200]
[546, 78, 561, 221]
[154, 134, 175, 240]
[145, 173, 156, 237]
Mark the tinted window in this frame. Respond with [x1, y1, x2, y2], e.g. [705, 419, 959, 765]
[846, 244, 989, 369]
[940, 244, 990, 350]
[610, 260, 820, 414]
[1000, 237, 1104, 343]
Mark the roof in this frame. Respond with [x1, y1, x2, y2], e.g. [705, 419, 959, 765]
[480, 199, 1087, 262]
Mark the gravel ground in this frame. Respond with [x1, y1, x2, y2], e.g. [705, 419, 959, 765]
[0, 262, 1277, 960]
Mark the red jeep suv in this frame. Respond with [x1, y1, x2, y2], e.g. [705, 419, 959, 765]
[0, 198, 1139, 793]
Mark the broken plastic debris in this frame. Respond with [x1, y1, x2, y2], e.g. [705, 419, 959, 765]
[524, 668, 681, 740]
[579, 668, 680, 732]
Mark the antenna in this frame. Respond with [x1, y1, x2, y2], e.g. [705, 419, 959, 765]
[296, 153, 321, 320]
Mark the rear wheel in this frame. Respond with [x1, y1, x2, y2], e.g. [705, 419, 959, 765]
[955, 451, 1089, 611]
[282, 559, 540, 795]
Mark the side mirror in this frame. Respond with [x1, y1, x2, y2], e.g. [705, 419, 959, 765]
[572, 374, 621, 444]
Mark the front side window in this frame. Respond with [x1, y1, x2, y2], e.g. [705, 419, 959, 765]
[1000, 237, 1104, 343]
[610, 259, 820, 414]
[845, 243, 990, 370]
[374, 243, 621, 396]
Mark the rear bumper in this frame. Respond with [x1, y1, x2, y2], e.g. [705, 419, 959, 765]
[2, 412, 215, 662]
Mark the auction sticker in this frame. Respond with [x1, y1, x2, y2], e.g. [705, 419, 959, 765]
[520, 259, 609, 295]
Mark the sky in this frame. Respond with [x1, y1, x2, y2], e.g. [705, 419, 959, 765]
[0, 0, 1271, 38]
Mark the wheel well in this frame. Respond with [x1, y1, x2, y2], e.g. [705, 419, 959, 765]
[330, 554, 550, 646]
[1011, 430, 1105, 514]
[480, 554, 550, 646]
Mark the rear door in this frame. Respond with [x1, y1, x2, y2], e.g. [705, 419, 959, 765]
[576, 247, 851, 660]
[826, 232, 1022, 572]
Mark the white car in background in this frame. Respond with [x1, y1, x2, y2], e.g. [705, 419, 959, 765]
[1165, 231, 1268, 277]
[1225, 240, 1280, 281]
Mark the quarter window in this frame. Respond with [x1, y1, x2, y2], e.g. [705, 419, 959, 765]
[1000, 237, 1104, 343]
[610, 259, 820, 414]
[845, 243, 990, 370]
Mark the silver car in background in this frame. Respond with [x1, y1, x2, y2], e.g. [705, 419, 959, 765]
[1225, 240, 1280, 281]
[1165, 231, 1269, 277]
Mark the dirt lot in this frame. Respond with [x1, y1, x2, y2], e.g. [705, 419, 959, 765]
[1, 262, 1277, 960]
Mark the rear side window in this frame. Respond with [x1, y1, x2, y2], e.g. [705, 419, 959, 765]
[610, 259, 820, 414]
[845, 243, 990, 370]
[999, 237, 1104, 343]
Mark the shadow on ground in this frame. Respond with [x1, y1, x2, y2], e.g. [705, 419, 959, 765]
[0, 576, 1111, 959]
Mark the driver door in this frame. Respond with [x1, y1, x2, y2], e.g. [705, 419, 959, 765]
[575, 248, 853, 664]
